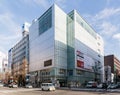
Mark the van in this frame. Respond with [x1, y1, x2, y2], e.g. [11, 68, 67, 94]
[41, 83, 55, 91]
[86, 81, 97, 88]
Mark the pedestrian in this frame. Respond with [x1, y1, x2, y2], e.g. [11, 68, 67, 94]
[105, 83, 107, 91]
[68, 84, 71, 89]
[103, 83, 107, 91]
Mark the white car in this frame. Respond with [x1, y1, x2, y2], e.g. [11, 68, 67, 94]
[25, 84, 33, 88]
[13, 84, 18, 88]
[41, 83, 55, 91]
[0, 83, 4, 87]
[9, 83, 18, 88]
[97, 84, 103, 89]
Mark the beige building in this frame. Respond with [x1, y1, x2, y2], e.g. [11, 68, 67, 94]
[9, 22, 30, 86]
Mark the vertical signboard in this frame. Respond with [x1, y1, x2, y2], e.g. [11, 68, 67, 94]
[76, 50, 84, 68]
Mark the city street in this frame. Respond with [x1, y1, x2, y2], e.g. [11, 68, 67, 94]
[0, 87, 120, 95]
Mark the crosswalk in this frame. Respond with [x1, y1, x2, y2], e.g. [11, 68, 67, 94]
[0, 88, 58, 95]
[0, 88, 40, 94]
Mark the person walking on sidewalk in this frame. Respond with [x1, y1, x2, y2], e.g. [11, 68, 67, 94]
[103, 83, 108, 91]
[68, 84, 71, 89]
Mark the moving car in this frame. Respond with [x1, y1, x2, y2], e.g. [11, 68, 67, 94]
[86, 81, 97, 88]
[41, 83, 55, 91]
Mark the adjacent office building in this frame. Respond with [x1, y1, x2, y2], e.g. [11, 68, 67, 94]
[8, 48, 13, 72]
[9, 22, 30, 86]
[0, 51, 7, 81]
[2, 58, 9, 82]
[104, 55, 120, 83]
[0, 51, 6, 73]
[29, 4, 104, 86]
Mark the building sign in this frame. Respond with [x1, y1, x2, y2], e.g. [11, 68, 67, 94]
[76, 50, 84, 58]
[76, 50, 94, 70]
[44, 59, 52, 67]
[76, 50, 84, 68]
[77, 60, 84, 68]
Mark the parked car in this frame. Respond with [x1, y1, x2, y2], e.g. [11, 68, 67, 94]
[97, 83, 103, 89]
[107, 83, 117, 89]
[25, 83, 33, 88]
[97, 83, 108, 89]
[4, 83, 8, 87]
[41, 83, 55, 91]
[86, 81, 97, 88]
[117, 82, 120, 88]
[9, 83, 18, 88]
[0, 83, 4, 87]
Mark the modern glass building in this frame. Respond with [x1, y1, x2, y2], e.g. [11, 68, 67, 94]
[67, 10, 104, 86]
[29, 4, 104, 87]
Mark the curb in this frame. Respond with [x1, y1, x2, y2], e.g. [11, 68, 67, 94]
[58, 87, 120, 93]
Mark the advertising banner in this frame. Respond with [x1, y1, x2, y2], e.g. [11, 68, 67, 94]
[76, 50, 84, 68]
[76, 50, 94, 70]
[77, 60, 84, 68]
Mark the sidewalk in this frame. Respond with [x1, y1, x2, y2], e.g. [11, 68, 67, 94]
[59, 87, 120, 93]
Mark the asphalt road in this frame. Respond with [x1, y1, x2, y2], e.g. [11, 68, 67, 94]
[0, 87, 120, 95]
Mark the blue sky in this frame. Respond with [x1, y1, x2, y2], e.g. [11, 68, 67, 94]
[0, 0, 120, 59]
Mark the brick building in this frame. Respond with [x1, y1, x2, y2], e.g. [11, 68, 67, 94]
[104, 55, 120, 83]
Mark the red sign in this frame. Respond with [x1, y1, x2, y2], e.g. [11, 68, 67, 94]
[77, 60, 84, 68]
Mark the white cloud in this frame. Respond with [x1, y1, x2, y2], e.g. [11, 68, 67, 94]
[95, 7, 120, 20]
[99, 22, 118, 36]
[0, 12, 21, 36]
[0, 5, 22, 54]
[113, 33, 120, 41]
[0, 12, 21, 53]
[84, 7, 120, 37]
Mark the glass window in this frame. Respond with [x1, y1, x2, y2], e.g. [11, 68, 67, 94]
[38, 7, 52, 35]
[68, 70, 73, 76]
[59, 69, 66, 74]
[76, 69, 82, 75]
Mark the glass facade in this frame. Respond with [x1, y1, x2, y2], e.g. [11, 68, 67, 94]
[55, 41, 67, 67]
[29, 5, 104, 87]
[67, 11, 75, 69]
[38, 7, 52, 35]
[66, 10, 102, 85]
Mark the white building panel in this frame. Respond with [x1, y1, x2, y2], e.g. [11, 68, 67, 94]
[54, 5, 67, 68]
[29, 18, 55, 72]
